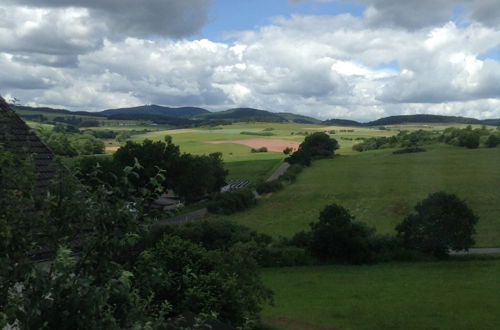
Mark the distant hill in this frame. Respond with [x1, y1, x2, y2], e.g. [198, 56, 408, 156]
[195, 107, 321, 123]
[277, 112, 322, 124]
[101, 105, 209, 118]
[322, 118, 363, 126]
[11, 103, 500, 127]
[366, 114, 483, 126]
[195, 108, 284, 122]
[481, 119, 500, 126]
[12, 104, 105, 117]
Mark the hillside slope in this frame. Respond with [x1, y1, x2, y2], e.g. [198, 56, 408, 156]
[101, 104, 209, 118]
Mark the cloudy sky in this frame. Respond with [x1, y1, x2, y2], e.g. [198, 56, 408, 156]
[1, 0, 500, 121]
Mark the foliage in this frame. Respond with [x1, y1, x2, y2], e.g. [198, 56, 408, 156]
[282, 147, 293, 155]
[241, 131, 275, 136]
[277, 164, 303, 183]
[352, 130, 436, 152]
[484, 134, 500, 148]
[0, 149, 271, 329]
[308, 204, 377, 264]
[392, 147, 426, 154]
[113, 138, 227, 202]
[285, 148, 311, 166]
[207, 189, 257, 215]
[299, 132, 339, 157]
[251, 146, 269, 153]
[440, 125, 490, 149]
[256, 180, 283, 195]
[396, 192, 478, 257]
[147, 219, 272, 252]
[39, 130, 105, 156]
[287, 132, 338, 166]
[172, 152, 227, 202]
[136, 235, 273, 327]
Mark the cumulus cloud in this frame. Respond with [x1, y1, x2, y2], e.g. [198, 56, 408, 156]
[1, 0, 210, 39]
[1, 2, 500, 121]
[295, 0, 500, 29]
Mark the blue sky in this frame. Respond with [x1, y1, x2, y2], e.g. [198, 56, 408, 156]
[201, 0, 365, 41]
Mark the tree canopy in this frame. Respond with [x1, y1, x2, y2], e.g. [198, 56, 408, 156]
[396, 192, 478, 257]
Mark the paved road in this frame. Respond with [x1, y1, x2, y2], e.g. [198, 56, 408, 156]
[266, 162, 290, 182]
[155, 208, 208, 226]
[450, 248, 500, 255]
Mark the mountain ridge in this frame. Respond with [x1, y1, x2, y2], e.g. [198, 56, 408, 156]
[10, 103, 500, 126]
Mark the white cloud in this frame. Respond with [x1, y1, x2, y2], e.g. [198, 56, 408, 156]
[1, 0, 210, 39]
[1, 2, 500, 121]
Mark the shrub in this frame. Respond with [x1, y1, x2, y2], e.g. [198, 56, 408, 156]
[458, 131, 480, 149]
[392, 147, 426, 154]
[396, 192, 478, 257]
[251, 147, 268, 153]
[207, 189, 257, 215]
[136, 235, 272, 327]
[256, 180, 283, 194]
[309, 204, 376, 264]
[485, 134, 500, 148]
[256, 246, 312, 267]
[240, 131, 274, 136]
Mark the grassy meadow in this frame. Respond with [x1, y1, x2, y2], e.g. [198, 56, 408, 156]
[24, 117, 500, 329]
[216, 144, 500, 247]
[261, 257, 500, 330]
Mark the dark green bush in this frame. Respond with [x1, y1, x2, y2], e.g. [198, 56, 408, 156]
[207, 189, 257, 215]
[392, 147, 426, 154]
[251, 147, 268, 153]
[256, 180, 283, 194]
[485, 134, 500, 148]
[256, 246, 312, 267]
[309, 204, 377, 264]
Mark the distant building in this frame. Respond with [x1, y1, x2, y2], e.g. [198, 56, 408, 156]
[0, 96, 56, 195]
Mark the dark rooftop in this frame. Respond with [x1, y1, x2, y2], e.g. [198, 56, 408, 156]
[0, 96, 56, 194]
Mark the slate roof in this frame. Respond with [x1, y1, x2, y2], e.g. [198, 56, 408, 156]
[0, 96, 56, 194]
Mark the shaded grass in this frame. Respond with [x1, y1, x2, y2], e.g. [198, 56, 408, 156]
[262, 257, 500, 330]
[225, 159, 283, 183]
[221, 144, 500, 247]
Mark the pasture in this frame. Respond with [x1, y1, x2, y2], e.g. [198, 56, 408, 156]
[126, 122, 392, 181]
[261, 257, 500, 330]
[219, 144, 500, 247]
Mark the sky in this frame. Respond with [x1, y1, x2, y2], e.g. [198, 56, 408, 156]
[1, 0, 500, 121]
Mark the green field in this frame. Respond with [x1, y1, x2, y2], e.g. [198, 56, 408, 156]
[28, 120, 500, 245]
[261, 257, 500, 330]
[217, 144, 500, 247]
[128, 122, 392, 182]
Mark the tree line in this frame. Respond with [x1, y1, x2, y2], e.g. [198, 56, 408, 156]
[352, 125, 500, 152]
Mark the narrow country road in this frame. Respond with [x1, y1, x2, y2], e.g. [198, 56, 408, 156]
[266, 162, 290, 182]
[450, 248, 500, 255]
[157, 161, 290, 225]
[155, 208, 208, 226]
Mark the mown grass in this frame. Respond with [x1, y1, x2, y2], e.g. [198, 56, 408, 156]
[261, 257, 500, 330]
[225, 159, 283, 183]
[221, 144, 500, 247]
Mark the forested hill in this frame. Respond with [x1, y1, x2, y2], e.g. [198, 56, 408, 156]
[322, 118, 364, 126]
[195, 108, 321, 123]
[101, 105, 209, 118]
[11, 103, 500, 126]
[322, 114, 499, 126]
[366, 114, 483, 126]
